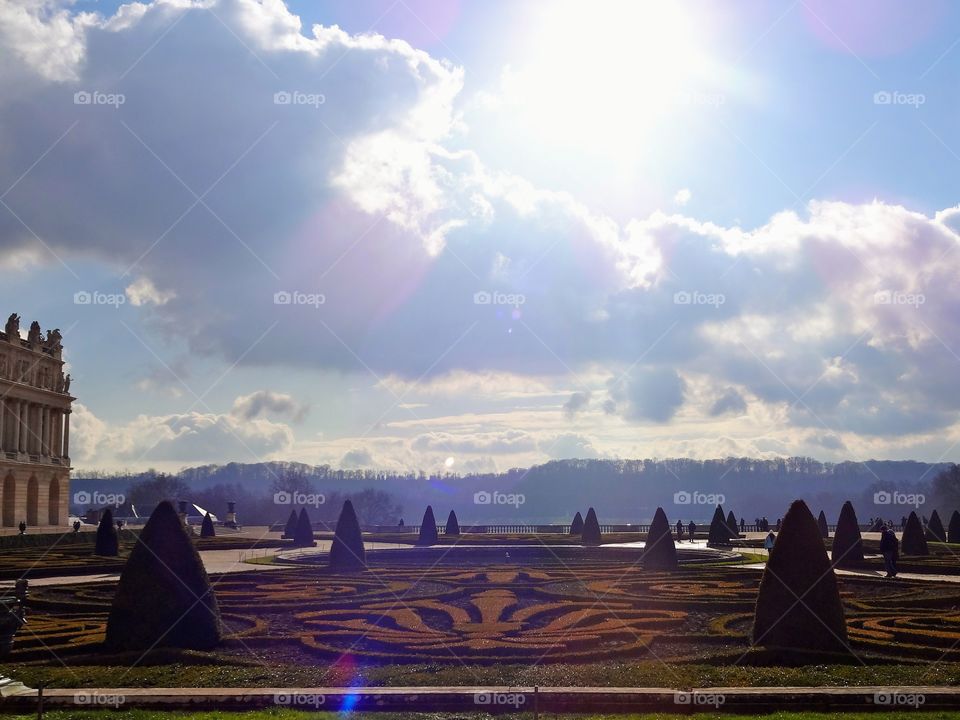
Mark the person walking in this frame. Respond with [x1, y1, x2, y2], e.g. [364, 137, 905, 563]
[763, 531, 776, 551]
[880, 524, 899, 578]
[675, 519, 684, 541]
[688, 520, 696, 538]
[740, 517, 746, 533]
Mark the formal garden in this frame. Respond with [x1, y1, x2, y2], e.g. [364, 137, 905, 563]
[4, 498, 960, 715]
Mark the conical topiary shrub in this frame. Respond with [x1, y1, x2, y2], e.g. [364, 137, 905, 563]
[282, 509, 297, 539]
[444, 510, 460, 536]
[293, 507, 316, 548]
[902, 511, 929, 555]
[926, 509, 946, 542]
[752, 499, 847, 653]
[329, 500, 365, 570]
[707, 505, 732, 547]
[200, 512, 216, 538]
[643, 507, 678, 570]
[95, 508, 119, 557]
[726, 510, 739, 537]
[569, 511, 584, 535]
[817, 510, 829, 539]
[581, 507, 602, 546]
[948, 511, 960, 544]
[831, 501, 864, 568]
[105, 500, 221, 650]
[418, 506, 438, 545]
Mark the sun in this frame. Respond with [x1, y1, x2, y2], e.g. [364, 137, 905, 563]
[499, 0, 715, 158]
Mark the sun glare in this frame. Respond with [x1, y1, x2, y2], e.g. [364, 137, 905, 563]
[504, 1, 714, 157]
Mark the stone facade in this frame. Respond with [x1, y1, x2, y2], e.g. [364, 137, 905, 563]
[0, 313, 72, 527]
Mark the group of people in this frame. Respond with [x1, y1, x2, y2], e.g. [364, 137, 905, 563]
[674, 520, 697, 540]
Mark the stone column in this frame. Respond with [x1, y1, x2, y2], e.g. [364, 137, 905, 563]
[51, 409, 61, 458]
[0, 398, 5, 452]
[62, 409, 70, 461]
[28, 403, 38, 455]
[12, 400, 21, 453]
[40, 405, 51, 456]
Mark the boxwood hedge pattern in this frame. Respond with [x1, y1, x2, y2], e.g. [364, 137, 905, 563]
[10, 559, 960, 665]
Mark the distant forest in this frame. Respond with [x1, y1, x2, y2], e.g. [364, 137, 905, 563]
[71, 457, 960, 527]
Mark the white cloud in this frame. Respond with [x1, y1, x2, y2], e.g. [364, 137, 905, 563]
[673, 188, 691, 206]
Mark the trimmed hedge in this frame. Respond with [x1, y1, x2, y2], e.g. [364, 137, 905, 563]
[817, 510, 829, 539]
[200, 513, 216, 539]
[329, 500, 365, 570]
[444, 510, 460, 536]
[94, 509, 118, 557]
[643, 507, 677, 570]
[926, 509, 946, 542]
[831, 501, 864, 568]
[726, 510, 739, 537]
[293, 508, 316, 548]
[752, 499, 847, 653]
[581, 507, 602, 546]
[105, 500, 221, 651]
[902, 511, 929, 556]
[418, 506, 438, 546]
[707, 505, 732, 547]
[569, 512, 584, 535]
[282, 509, 297, 539]
[949, 510, 960, 544]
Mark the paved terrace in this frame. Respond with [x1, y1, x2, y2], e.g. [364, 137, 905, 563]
[0, 685, 954, 713]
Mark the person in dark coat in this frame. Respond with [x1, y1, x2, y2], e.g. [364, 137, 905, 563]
[675, 519, 684, 541]
[879, 523, 899, 578]
[687, 520, 696, 538]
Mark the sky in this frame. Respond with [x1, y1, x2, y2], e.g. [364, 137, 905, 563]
[2, 0, 960, 473]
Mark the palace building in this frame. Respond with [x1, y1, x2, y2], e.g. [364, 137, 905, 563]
[0, 313, 73, 528]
